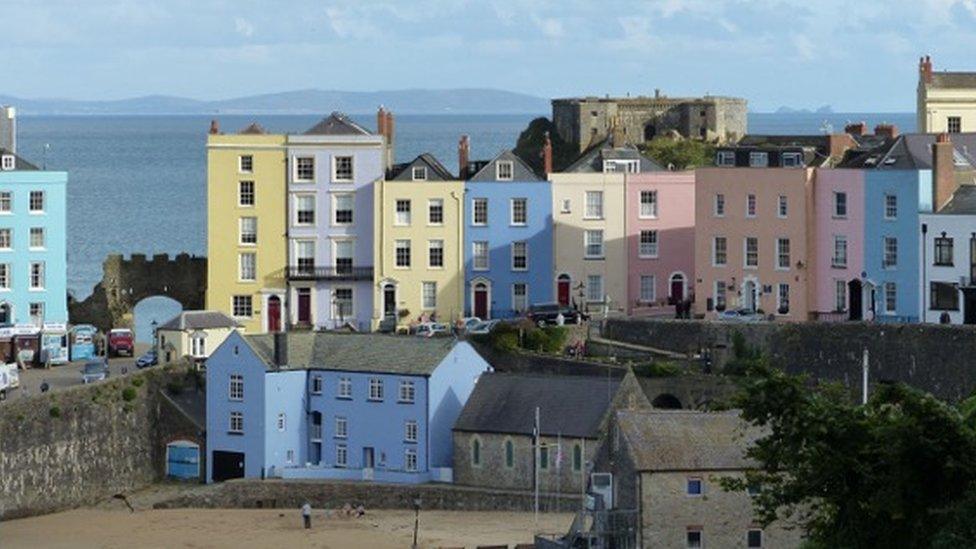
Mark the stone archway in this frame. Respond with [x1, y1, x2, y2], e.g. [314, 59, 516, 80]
[652, 393, 683, 409]
[133, 296, 183, 344]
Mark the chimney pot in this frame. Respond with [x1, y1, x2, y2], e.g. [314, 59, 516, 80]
[208, 119, 220, 135]
[458, 135, 470, 180]
[874, 123, 899, 139]
[844, 121, 867, 136]
[933, 132, 957, 211]
[542, 131, 553, 176]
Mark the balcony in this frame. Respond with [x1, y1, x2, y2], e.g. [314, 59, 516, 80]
[287, 265, 374, 281]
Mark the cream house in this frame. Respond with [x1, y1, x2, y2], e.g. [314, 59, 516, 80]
[917, 55, 976, 134]
[156, 310, 239, 364]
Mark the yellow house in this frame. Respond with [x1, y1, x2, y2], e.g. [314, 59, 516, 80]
[156, 310, 239, 364]
[206, 123, 287, 333]
[917, 55, 976, 133]
[374, 154, 464, 329]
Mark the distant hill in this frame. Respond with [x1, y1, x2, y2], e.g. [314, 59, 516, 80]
[774, 105, 835, 114]
[0, 89, 550, 115]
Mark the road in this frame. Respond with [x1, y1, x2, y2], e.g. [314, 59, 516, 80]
[3, 343, 153, 401]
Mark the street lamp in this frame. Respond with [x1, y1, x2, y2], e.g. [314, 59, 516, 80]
[412, 496, 422, 549]
[151, 319, 158, 355]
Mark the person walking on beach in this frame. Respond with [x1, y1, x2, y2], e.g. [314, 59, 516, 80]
[301, 501, 312, 529]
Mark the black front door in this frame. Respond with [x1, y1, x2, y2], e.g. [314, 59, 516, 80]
[848, 280, 863, 321]
[965, 289, 976, 325]
[383, 285, 396, 317]
[211, 450, 245, 482]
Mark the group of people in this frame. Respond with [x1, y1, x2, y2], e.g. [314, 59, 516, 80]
[300, 501, 366, 529]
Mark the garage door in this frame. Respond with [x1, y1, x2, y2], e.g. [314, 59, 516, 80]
[212, 450, 246, 482]
[166, 440, 200, 480]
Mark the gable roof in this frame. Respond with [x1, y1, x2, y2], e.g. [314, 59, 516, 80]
[239, 122, 268, 135]
[0, 149, 38, 171]
[453, 372, 622, 438]
[936, 184, 976, 215]
[158, 310, 240, 331]
[564, 139, 663, 173]
[468, 150, 542, 182]
[616, 410, 764, 472]
[303, 112, 372, 136]
[389, 153, 455, 181]
[838, 133, 976, 170]
[243, 332, 460, 375]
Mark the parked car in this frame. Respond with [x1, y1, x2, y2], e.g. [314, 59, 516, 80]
[467, 319, 500, 335]
[0, 362, 19, 400]
[81, 360, 110, 384]
[414, 322, 450, 337]
[108, 328, 134, 357]
[458, 317, 482, 332]
[526, 303, 589, 327]
[135, 349, 158, 369]
[717, 308, 765, 323]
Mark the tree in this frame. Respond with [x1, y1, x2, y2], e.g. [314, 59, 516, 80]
[640, 138, 715, 170]
[727, 364, 976, 548]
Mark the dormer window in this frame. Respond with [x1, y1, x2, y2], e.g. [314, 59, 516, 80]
[781, 152, 803, 167]
[496, 161, 514, 181]
[0, 155, 13, 171]
[716, 151, 735, 166]
[602, 160, 640, 173]
[412, 166, 428, 181]
[749, 152, 769, 167]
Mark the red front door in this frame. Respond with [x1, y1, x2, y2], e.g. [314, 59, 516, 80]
[297, 289, 311, 324]
[670, 278, 685, 302]
[557, 279, 571, 306]
[474, 286, 489, 319]
[267, 297, 281, 333]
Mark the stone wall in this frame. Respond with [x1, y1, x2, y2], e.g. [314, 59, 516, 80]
[70, 253, 207, 331]
[153, 478, 582, 513]
[0, 365, 196, 519]
[605, 319, 976, 401]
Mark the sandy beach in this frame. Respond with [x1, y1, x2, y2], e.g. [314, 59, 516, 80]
[0, 507, 572, 548]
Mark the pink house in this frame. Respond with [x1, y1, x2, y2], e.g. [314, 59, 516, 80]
[626, 172, 696, 315]
[810, 169, 865, 320]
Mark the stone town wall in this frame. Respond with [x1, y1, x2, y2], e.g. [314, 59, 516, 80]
[153, 478, 582, 513]
[0, 365, 196, 519]
[604, 319, 976, 401]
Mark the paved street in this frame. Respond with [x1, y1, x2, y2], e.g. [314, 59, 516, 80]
[3, 343, 153, 401]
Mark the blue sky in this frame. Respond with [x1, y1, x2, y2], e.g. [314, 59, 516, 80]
[4, 0, 976, 111]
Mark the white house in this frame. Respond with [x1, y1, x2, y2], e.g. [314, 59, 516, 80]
[920, 185, 976, 324]
[157, 310, 240, 364]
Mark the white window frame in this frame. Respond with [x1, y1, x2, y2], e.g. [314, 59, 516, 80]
[510, 197, 527, 226]
[834, 191, 847, 218]
[368, 377, 384, 401]
[294, 194, 316, 226]
[713, 236, 727, 267]
[0, 263, 10, 290]
[239, 217, 257, 245]
[472, 241, 489, 271]
[884, 281, 897, 313]
[0, 192, 11, 214]
[749, 151, 769, 167]
[337, 377, 352, 399]
[777, 195, 788, 218]
[332, 155, 354, 182]
[293, 156, 315, 182]
[395, 199, 411, 226]
[336, 444, 348, 467]
[512, 283, 528, 312]
[835, 279, 847, 312]
[883, 236, 898, 268]
[29, 261, 44, 290]
[639, 275, 656, 303]
[427, 239, 444, 269]
[639, 230, 658, 258]
[333, 287, 354, 320]
[782, 151, 803, 167]
[427, 198, 444, 226]
[421, 281, 437, 310]
[511, 241, 528, 271]
[28, 191, 44, 214]
[412, 166, 428, 181]
[496, 160, 514, 181]
[584, 191, 604, 219]
[398, 380, 416, 403]
[1, 155, 14, 171]
[335, 416, 348, 438]
[586, 274, 604, 302]
[404, 420, 418, 443]
[716, 150, 735, 166]
[744, 237, 759, 269]
[776, 238, 791, 270]
[405, 448, 418, 472]
[229, 374, 244, 401]
[238, 252, 256, 282]
[832, 235, 848, 268]
[238, 155, 253, 174]
[333, 193, 354, 226]
[639, 190, 658, 219]
[584, 230, 604, 259]
[238, 180, 255, 207]
[746, 194, 757, 218]
[229, 411, 243, 434]
[0, 228, 11, 250]
[472, 198, 488, 226]
[714, 193, 725, 217]
[232, 295, 253, 318]
[312, 375, 323, 395]
[777, 283, 790, 314]
[395, 239, 411, 269]
[884, 194, 897, 220]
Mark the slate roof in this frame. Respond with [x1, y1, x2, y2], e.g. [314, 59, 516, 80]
[243, 332, 459, 375]
[239, 122, 268, 135]
[616, 409, 764, 472]
[930, 72, 976, 89]
[158, 310, 240, 331]
[0, 148, 38, 171]
[564, 139, 663, 173]
[303, 112, 372, 136]
[838, 133, 976, 170]
[453, 372, 621, 439]
[936, 184, 976, 215]
[468, 150, 542, 182]
[389, 153, 456, 181]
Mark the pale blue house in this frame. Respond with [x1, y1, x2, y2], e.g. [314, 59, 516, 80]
[464, 150, 553, 319]
[205, 331, 491, 483]
[0, 147, 67, 325]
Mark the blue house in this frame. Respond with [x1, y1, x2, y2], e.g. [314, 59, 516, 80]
[464, 150, 553, 319]
[0, 145, 68, 326]
[861, 169, 931, 323]
[205, 331, 491, 483]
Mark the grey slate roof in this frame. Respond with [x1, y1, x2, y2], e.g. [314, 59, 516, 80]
[931, 72, 976, 89]
[936, 184, 976, 214]
[389, 153, 455, 181]
[239, 122, 268, 135]
[303, 112, 372, 136]
[158, 310, 240, 331]
[0, 149, 38, 171]
[468, 150, 542, 182]
[453, 372, 621, 438]
[564, 139, 663, 173]
[616, 409, 764, 472]
[838, 133, 976, 170]
[244, 332, 458, 375]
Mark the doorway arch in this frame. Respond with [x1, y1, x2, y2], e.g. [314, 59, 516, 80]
[472, 280, 491, 319]
[133, 296, 182, 344]
[742, 279, 757, 312]
[652, 393, 683, 409]
[669, 272, 687, 303]
[267, 295, 282, 333]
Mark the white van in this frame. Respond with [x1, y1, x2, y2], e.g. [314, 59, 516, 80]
[0, 362, 19, 400]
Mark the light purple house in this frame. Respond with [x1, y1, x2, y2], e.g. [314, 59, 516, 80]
[286, 112, 391, 331]
[810, 169, 865, 320]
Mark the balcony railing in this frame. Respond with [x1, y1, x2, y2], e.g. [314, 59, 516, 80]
[287, 266, 374, 281]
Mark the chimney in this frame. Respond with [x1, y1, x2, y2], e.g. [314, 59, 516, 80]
[384, 110, 395, 171]
[542, 131, 553, 176]
[933, 133, 957, 211]
[458, 135, 470, 179]
[827, 133, 856, 160]
[920, 55, 933, 85]
[844, 121, 867, 136]
[377, 106, 387, 137]
[874, 123, 899, 139]
[208, 119, 220, 135]
[0, 107, 15, 154]
[273, 332, 288, 367]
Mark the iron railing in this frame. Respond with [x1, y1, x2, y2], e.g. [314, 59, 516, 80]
[286, 266, 374, 281]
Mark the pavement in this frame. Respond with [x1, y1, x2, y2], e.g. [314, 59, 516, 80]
[3, 342, 154, 401]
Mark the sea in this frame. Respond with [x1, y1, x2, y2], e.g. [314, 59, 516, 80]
[14, 111, 917, 300]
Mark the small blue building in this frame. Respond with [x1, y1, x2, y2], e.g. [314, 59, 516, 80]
[0, 147, 67, 326]
[464, 150, 553, 319]
[861, 169, 931, 323]
[205, 331, 491, 483]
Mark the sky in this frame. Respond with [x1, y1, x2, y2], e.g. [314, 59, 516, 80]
[3, 0, 976, 111]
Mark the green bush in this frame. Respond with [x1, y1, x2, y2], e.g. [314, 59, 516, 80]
[523, 329, 548, 352]
[121, 387, 137, 402]
[49, 406, 61, 418]
[131, 377, 144, 388]
[494, 332, 519, 353]
[540, 327, 569, 354]
[634, 361, 682, 377]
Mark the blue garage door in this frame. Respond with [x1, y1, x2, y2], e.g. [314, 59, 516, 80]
[167, 441, 200, 480]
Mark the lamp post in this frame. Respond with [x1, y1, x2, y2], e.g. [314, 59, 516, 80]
[411, 496, 422, 549]
[151, 319, 158, 356]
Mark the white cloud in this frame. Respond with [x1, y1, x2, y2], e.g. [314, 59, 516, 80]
[791, 33, 816, 62]
[536, 17, 565, 39]
[235, 17, 255, 38]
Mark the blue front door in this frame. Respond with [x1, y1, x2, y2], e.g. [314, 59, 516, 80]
[167, 442, 200, 480]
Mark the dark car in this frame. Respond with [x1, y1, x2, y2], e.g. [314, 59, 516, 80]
[526, 303, 589, 327]
[81, 360, 110, 384]
[135, 349, 158, 369]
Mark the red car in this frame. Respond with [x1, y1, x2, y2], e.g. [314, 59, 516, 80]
[108, 328, 134, 357]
